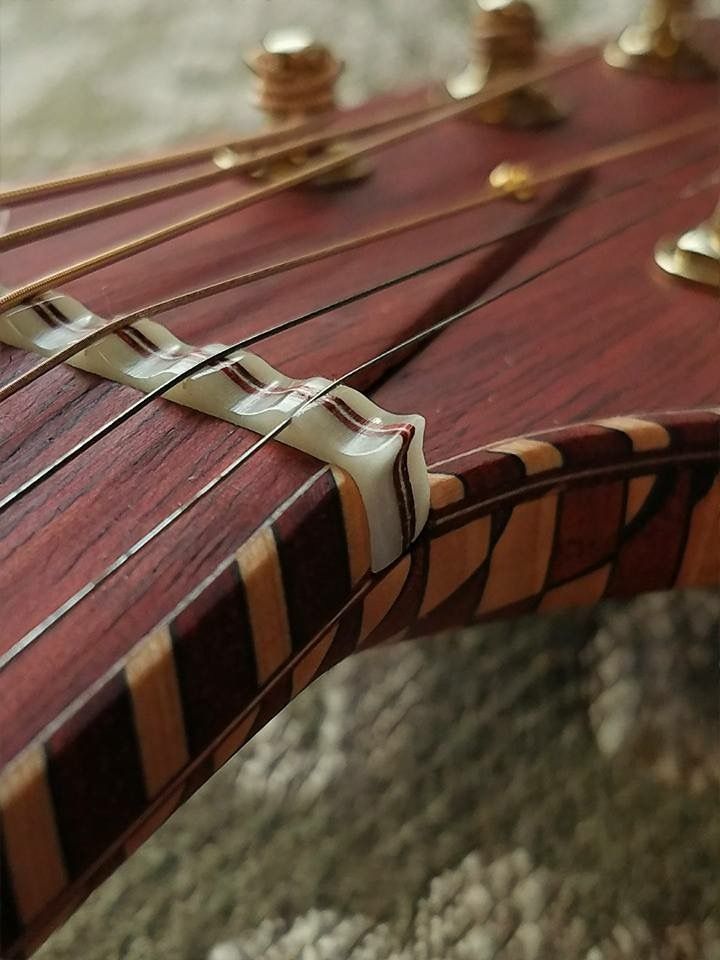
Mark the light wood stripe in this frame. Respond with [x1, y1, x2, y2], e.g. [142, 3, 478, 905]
[126, 626, 188, 797]
[478, 494, 559, 614]
[212, 708, 261, 769]
[429, 472, 465, 510]
[420, 516, 491, 617]
[236, 527, 292, 683]
[539, 564, 610, 611]
[331, 466, 372, 586]
[0, 746, 67, 924]
[487, 438, 563, 475]
[358, 555, 411, 646]
[675, 479, 720, 588]
[597, 417, 671, 452]
[292, 624, 339, 695]
[625, 474, 656, 522]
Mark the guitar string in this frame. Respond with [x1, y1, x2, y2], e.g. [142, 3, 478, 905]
[1, 108, 714, 404]
[1, 174, 711, 671]
[2, 141, 714, 513]
[0, 99, 446, 251]
[0, 51, 593, 318]
[0, 177, 588, 511]
[0, 52, 596, 208]
[0, 99, 437, 206]
[0, 117, 321, 206]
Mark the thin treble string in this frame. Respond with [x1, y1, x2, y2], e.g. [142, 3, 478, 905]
[0, 176, 710, 671]
[0, 99, 441, 251]
[2, 140, 714, 514]
[0, 51, 593, 318]
[1, 107, 714, 404]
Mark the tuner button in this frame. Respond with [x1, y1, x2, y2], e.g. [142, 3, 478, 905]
[244, 31, 371, 186]
[604, 0, 717, 80]
[446, 0, 564, 127]
[488, 161, 536, 201]
[655, 202, 720, 289]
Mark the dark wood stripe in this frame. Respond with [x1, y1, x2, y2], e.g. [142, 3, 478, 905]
[0, 830, 22, 954]
[30, 301, 64, 329]
[547, 478, 625, 585]
[273, 470, 351, 651]
[659, 410, 720, 452]
[430, 454, 524, 529]
[489, 503, 514, 548]
[606, 468, 693, 598]
[475, 595, 539, 624]
[45, 672, 146, 878]
[414, 552, 488, 638]
[171, 560, 257, 757]
[315, 602, 363, 675]
[422, 504, 511, 604]
[689, 461, 719, 506]
[452, 450, 526, 505]
[182, 756, 216, 805]
[246, 672, 294, 742]
[361, 541, 427, 648]
[541, 424, 633, 469]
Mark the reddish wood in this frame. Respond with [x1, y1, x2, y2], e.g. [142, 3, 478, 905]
[1, 33, 719, 957]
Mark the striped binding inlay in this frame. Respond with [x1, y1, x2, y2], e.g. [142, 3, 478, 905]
[1, 410, 718, 958]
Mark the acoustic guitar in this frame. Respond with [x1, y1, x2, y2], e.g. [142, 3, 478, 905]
[1, 2, 718, 955]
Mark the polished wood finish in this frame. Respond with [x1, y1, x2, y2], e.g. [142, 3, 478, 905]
[1, 30, 719, 957]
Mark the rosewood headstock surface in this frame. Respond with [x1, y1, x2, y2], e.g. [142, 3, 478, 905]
[1, 18, 718, 958]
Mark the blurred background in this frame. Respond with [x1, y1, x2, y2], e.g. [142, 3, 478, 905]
[2, 0, 718, 181]
[2, 2, 720, 959]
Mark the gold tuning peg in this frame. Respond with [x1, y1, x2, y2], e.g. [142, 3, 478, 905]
[604, 0, 717, 80]
[655, 202, 720, 289]
[243, 29, 371, 186]
[446, 0, 564, 127]
[245, 28, 344, 122]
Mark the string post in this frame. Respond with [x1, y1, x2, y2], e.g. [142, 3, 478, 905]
[488, 161, 536, 201]
[244, 29, 371, 186]
[604, 0, 717, 80]
[655, 200, 720, 288]
[446, 0, 564, 127]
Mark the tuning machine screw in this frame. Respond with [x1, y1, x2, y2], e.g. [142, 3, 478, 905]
[604, 0, 717, 80]
[655, 202, 720, 289]
[446, 0, 564, 127]
[243, 28, 371, 186]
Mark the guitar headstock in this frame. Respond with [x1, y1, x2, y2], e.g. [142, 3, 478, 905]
[1, 4, 718, 957]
